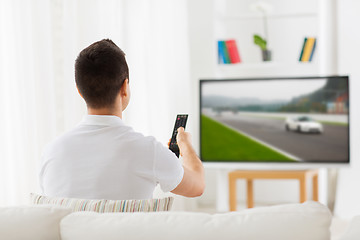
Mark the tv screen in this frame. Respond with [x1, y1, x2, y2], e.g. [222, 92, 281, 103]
[200, 76, 349, 163]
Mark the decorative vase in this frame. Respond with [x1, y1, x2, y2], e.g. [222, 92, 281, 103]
[262, 49, 271, 61]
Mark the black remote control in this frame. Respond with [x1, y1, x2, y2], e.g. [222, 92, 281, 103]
[169, 114, 188, 158]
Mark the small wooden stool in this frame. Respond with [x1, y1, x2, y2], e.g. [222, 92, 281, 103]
[228, 169, 319, 211]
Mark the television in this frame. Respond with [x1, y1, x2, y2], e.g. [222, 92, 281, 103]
[199, 76, 350, 165]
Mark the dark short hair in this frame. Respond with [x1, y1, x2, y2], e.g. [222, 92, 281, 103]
[75, 39, 129, 109]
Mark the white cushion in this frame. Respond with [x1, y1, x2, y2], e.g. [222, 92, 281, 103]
[60, 201, 331, 240]
[340, 216, 360, 240]
[0, 205, 72, 240]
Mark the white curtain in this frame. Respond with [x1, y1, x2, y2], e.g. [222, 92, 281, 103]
[0, 0, 58, 205]
[0, 0, 190, 206]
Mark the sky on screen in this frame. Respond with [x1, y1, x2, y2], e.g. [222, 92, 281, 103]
[202, 79, 327, 102]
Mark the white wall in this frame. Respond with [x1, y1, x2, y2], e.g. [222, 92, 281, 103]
[186, 0, 217, 209]
[188, 0, 356, 212]
[334, 0, 360, 219]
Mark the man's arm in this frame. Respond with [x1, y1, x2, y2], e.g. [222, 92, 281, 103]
[171, 127, 205, 197]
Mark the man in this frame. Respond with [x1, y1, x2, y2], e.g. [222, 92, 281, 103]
[39, 39, 205, 200]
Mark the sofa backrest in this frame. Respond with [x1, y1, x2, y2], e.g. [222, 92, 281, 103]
[339, 216, 360, 240]
[60, 201, 332, 240]
[0, 205, 72, 240]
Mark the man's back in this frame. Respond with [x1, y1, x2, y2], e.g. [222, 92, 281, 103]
[39, 115, 184, 200]
[39, 39, 204, 200]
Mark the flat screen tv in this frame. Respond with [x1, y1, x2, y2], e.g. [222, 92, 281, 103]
[200, 76, 349, 164]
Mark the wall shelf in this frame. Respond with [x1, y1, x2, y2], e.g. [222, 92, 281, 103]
[215, 13, 318, 21]
[212, 0, 326, 78]
[216, 62, 319, 78]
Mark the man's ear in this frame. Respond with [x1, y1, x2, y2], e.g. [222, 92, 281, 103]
[120, 79, 129, 97]
[76, 85, 83, 98]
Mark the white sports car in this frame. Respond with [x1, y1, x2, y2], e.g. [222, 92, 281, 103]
[285, 116, 323, 133]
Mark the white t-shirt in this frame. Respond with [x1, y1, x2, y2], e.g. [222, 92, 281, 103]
[39, 115, 184, 200]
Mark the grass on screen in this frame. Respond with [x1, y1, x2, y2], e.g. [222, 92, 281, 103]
[201, 115, 295, 162]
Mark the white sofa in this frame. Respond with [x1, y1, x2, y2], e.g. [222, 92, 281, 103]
[0, 201, 358, 240]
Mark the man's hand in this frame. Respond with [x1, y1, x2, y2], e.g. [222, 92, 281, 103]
[170, 127, 205, 197]
[176, 127, 192, 156]
[176, 127, 191, 144]
[167, 127, 192, 157]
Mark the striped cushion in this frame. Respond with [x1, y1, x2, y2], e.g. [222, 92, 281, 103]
[30, 193, 173, 212]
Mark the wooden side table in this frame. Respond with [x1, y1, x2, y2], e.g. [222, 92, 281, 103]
[228, 169, 319, 211]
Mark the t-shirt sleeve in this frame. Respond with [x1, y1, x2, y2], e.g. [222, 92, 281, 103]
[153, 140, 184, 192]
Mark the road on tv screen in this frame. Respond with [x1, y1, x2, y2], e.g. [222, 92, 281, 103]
[205, 112, 348, 162]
